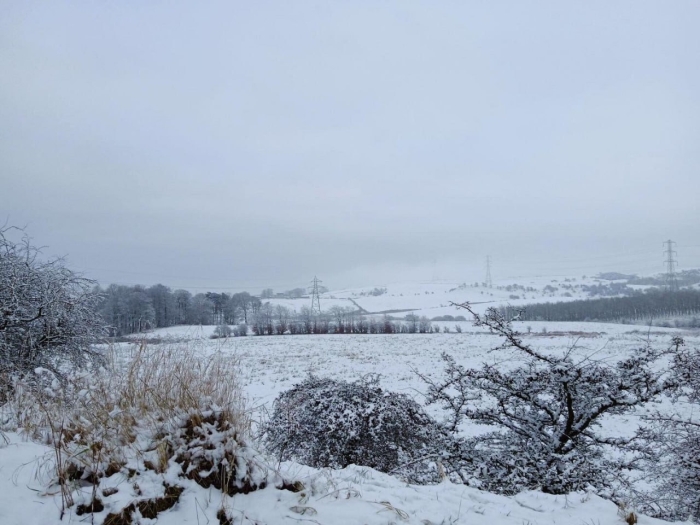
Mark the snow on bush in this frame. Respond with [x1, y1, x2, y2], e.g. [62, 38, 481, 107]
[419, 303, 680, 496]
[263, 375, 456, 483]
[638, 415, 700, 522]
[634, 338, 700, 522]
[0, 226, 105, 380]
[212, 323, 232, 338]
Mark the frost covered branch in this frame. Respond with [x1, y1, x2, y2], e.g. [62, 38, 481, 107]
[421, 303, 679, 495]
[0, 226, 106, 379]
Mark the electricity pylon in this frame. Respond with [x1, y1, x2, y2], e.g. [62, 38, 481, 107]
[485, 256, 493, 288]
[310, 276, 322, 314]
[663, 240, 678, 292]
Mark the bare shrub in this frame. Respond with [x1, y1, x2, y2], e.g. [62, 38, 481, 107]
[262, 375, 457, 483]
[636, 416, 700, 522]
[634, 338, 700, 522]
[212, 324, 232, 338]
[418, 316, 432, 333]
[419, 303, 678, 495]
[233, 323, 248, 337]
[0, 226, 105, 379]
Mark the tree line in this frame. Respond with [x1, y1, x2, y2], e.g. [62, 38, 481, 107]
[95, 284, 449, 337]
[96, 284, 263, 336]
[245, 305, 439, 336]
[502, 289, 700, 324]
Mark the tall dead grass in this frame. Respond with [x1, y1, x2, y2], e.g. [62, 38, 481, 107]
[1, 341, 254, 517]
[4, 341, 248, 439]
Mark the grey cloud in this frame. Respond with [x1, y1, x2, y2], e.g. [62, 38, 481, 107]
[1, 1, 698, 291]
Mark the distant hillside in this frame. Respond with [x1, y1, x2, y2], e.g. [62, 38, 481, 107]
[262, 269, 700, 322]
[596, 272, 637, 281]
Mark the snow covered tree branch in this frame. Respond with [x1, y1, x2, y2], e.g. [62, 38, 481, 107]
[420, 302, 679, 495]
[0, 226, 106, 379]
[634, 340, 700, 522]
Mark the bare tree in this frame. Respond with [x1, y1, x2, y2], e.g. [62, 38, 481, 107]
[405, 314, 418, 333]
[0, 226, 106, 376]
[231, 292, 255, 323]
[418, 302, 678, 494]
[285, 287, 306, 299]
[418, 316, 432, 333]
[188, 293, 214, 325]
[274, 305, 290, 335]
[173, 289, 192, 324]
[252, 303, 274, 335]
[299, 306, 314, 334]
[148, 283, 177, 328]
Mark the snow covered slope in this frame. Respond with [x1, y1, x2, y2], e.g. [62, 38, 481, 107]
[261, 272, 648, 318]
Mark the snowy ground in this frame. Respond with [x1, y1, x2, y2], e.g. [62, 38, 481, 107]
[2, 321, 697, 524]
[0, 430, 682, 525]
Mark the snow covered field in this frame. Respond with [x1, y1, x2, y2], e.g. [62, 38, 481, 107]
[129, 322, 697, 435]
[2, 321, 697, 524]
[262, 275, 610, 319]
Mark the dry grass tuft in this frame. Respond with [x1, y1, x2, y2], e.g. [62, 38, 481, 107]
[2, 341, 259, 519]
[617, 502, 638, 525]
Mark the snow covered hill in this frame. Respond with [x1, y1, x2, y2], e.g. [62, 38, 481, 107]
[263, 271, 678, 319]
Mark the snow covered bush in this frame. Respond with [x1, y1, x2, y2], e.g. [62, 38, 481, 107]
[262, 375, 456, 483]
[233, 323, 248, 337]
[638, 416, 700, 522]
[635, 339, 700, 522]
[671, 336, 700, 403]
[0, 226, 105, 378]
[212, 323, 232, 338]
[419, 303, 678, 495]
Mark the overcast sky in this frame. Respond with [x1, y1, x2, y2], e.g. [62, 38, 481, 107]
[1, 1, 698, 292]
